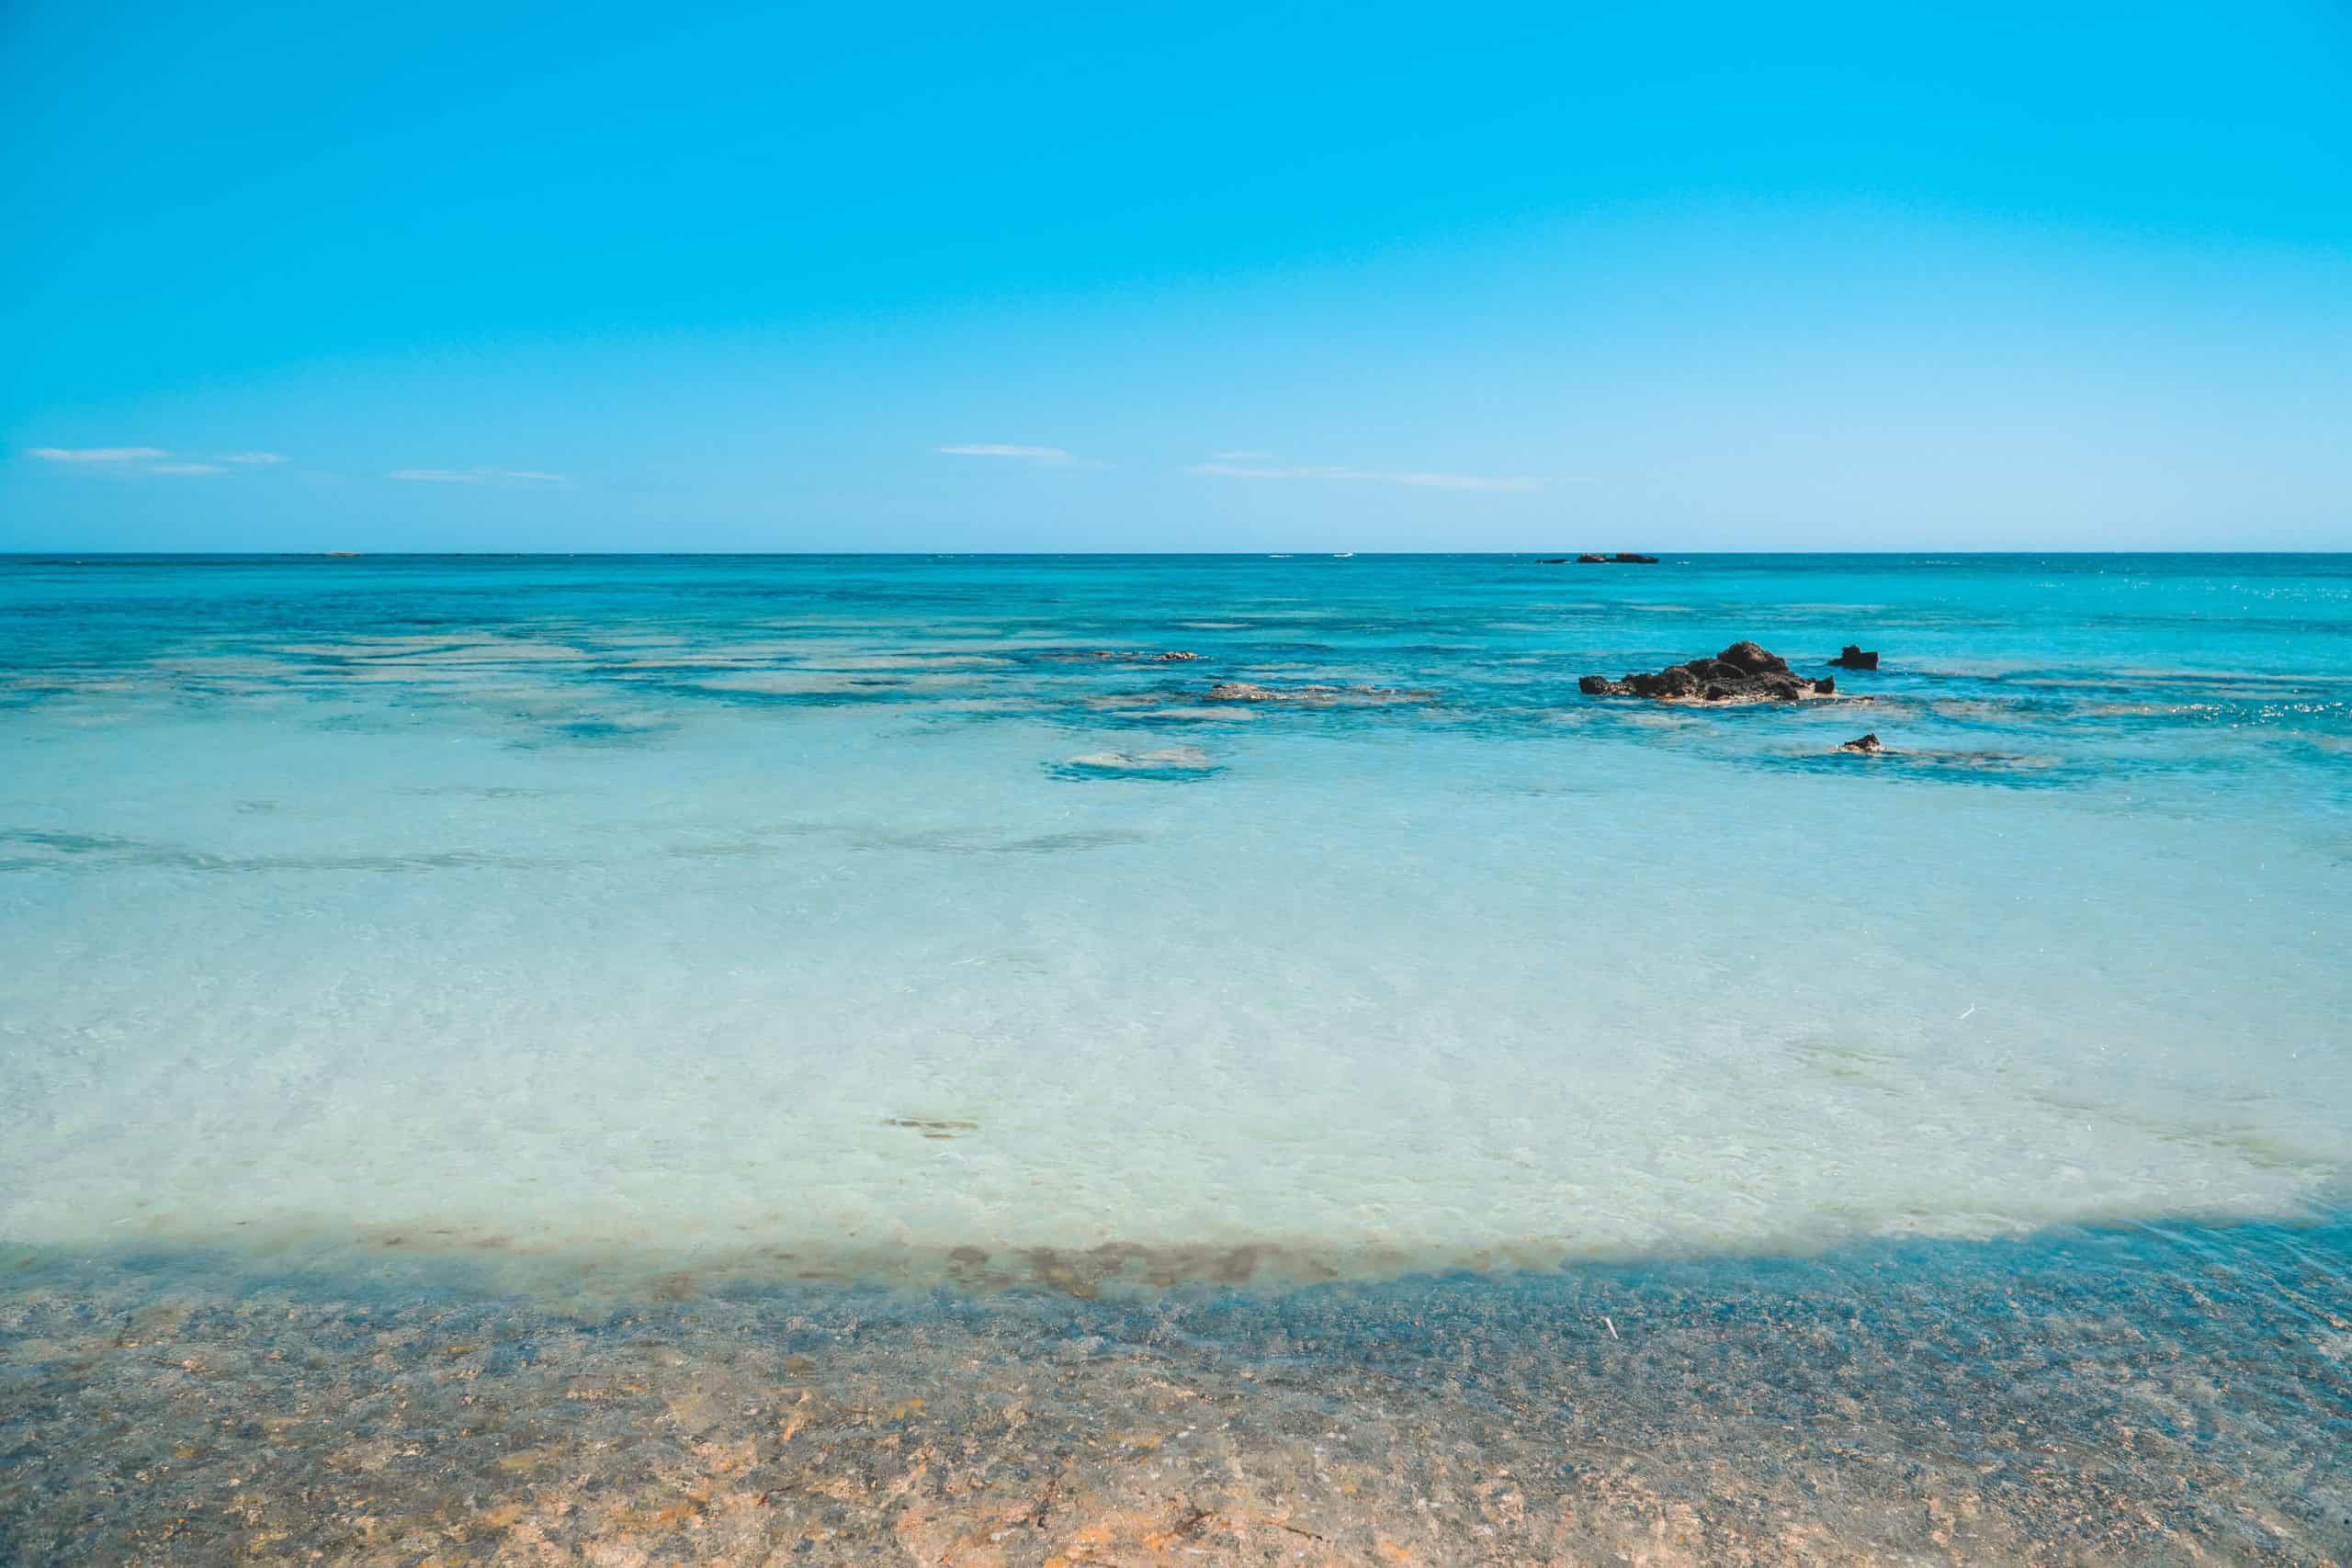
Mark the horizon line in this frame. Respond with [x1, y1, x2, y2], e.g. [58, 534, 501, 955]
[3, 547, 2348, 559]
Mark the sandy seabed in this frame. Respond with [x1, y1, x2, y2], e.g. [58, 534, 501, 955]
[4, 1218, 2348, 1567]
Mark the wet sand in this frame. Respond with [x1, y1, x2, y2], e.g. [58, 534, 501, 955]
[5, 1217, 2347, 1566]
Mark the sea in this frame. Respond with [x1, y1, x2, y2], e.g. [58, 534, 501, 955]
[2, 552, 2347, 1563]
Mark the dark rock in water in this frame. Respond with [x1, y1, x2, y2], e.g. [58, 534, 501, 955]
[1611, 553, 1660, 564]
[1538, 558, 1572, 564]
[1580, 642, 1849, 705]
[1577, 553, 1609, 563]
[1815, 675, 1835, 695]
[1715, 640, 1783, 674]
[1829, 645, 1880, 670]
[1839, 732, 1884, 753]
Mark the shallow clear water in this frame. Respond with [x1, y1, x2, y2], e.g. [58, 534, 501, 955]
[4, 552, 2346, 1291]
[6, 1217, 2347, 1564]
[6, 553, 2351, 1562]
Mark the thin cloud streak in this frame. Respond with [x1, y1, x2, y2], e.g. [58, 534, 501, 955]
[935, 444, 1082, 465]
[28, 446, 169, 463]
[1188, 460, 1542, 493]
[28, 446, 292, 476]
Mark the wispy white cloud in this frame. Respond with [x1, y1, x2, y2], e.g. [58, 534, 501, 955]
[935, 443, 1084, 466]
[1188, 459, 1542, 493]
[1211, 449, 1275, 462]
[388, 468, 570, 486]
[28, 446, 169, 463]
[28, 446, 292, 476]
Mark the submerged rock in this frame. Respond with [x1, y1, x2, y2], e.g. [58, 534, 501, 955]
[1204, 680, 1434, 706]
[1838, 732, 1884, 753]
[1061, 746, 1216, 774]
[1829, 645, 1881, 670]
[1580, 641, 1849, 705]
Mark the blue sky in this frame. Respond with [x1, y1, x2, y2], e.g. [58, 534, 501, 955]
[4, 1, 2347, 551]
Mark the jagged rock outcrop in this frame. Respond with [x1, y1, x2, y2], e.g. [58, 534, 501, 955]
[1579, 641, 1845, 705]
[1829, 645, 1880, 670]
[1611, 553, 1659, 564]
[1838, 732, 1884, 753]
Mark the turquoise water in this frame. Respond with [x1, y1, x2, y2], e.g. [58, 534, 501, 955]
[5, 553, 2350, 1562]
[2, 553, 2348, 1285]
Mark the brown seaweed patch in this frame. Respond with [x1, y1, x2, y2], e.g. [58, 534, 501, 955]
[1019, 1242, 1295, 1297]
